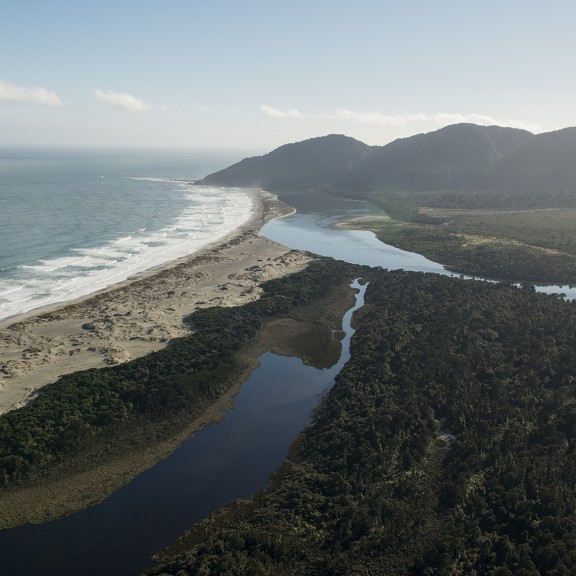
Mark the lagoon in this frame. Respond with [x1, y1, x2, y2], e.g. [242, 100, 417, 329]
[0, 280, 366, 576]
[262, 191, 576, 299]
[0, 191, 572, 576]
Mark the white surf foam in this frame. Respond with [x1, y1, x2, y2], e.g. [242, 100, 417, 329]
[0, 185, 253, 322]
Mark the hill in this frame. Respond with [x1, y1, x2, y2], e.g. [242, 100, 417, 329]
[348, 123, 533, 191]
[201, 134, 375, 190]
[491, 126, 576, 192]
[200, 123, 576, 197]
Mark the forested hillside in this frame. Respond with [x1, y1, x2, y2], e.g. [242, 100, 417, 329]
[147, 271, 576, 575]
[348, 123, 533, 192]
[201, 123, 576, 203]
[201, 134, 374, 190]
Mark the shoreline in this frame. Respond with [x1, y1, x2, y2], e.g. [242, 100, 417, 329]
[0, 187, 259, 326]
[0, 189, 311, 415]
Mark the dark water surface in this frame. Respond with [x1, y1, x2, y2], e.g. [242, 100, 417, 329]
[0, 281, 366, 576]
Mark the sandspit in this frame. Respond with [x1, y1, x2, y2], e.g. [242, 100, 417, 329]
[0, 190, 311, 415]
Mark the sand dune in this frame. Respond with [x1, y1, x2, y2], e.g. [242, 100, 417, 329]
[0, 190, 311, 414]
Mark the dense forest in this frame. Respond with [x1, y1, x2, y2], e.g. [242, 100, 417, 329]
[147, 270, 576, 575]
[0, 259, 356, 492]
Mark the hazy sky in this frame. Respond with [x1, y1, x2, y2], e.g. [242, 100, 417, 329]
[2, 0, 575, 150]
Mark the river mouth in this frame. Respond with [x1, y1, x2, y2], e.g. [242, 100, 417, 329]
[2, 191, 571, 575]
[262, 211, 447, 272]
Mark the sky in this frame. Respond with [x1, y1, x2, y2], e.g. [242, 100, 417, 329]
[2, 0, 575, 151]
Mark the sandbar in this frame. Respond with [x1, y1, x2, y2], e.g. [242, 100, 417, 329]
[0, 190, 311, 415]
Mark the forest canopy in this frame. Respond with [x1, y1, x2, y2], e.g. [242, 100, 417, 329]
[148, 270, 576, 575]
[0, 258, 357, 491]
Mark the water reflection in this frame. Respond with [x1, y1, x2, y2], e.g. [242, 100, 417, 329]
[262, 209, 576, 300]
[262, 212, 447, 273]
[0, 281, 366, 576]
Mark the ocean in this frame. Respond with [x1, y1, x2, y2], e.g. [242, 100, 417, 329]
[0, 147, 254, 322]
[3, 148, 573, 325]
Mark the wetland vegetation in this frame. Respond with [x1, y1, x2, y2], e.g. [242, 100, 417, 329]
[3, 123, 576, 573]
[0, 258, 360, 527]
[143, 123, 576, 574]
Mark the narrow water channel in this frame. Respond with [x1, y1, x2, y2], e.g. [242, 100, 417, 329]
[0, 280, 367, 576]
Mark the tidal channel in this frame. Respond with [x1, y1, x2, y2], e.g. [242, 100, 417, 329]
[262, 190, 576, 299]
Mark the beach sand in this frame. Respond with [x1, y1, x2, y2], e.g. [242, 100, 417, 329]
[0, 189, 311, 415]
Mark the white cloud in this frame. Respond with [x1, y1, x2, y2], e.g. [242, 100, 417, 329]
[335, 109, 422, 126]
[95, 90, 151, 112]
[430, 113, 541, 133]
[334, 108, 542, 133]
[0, 80, 64, 107]
[260, 104, 305, 119]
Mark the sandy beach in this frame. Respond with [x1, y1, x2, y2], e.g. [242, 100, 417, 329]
[0, 189, 311, 415]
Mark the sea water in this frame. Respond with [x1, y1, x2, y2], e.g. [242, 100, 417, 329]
[0, 147, 254, 322]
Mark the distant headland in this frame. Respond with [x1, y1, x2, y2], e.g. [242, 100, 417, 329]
[201, 123, 576, 200]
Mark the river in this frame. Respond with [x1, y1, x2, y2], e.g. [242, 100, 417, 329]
[0, 278, 366, 576]
[262, 190, 576, 299]
[0, 193, 572, 575]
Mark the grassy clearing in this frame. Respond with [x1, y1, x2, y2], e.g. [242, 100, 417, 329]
[439, 209, 576, 254]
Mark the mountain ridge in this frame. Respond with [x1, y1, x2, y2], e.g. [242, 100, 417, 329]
[201, 133, 375, 190]
[201, 123, 576, 197]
